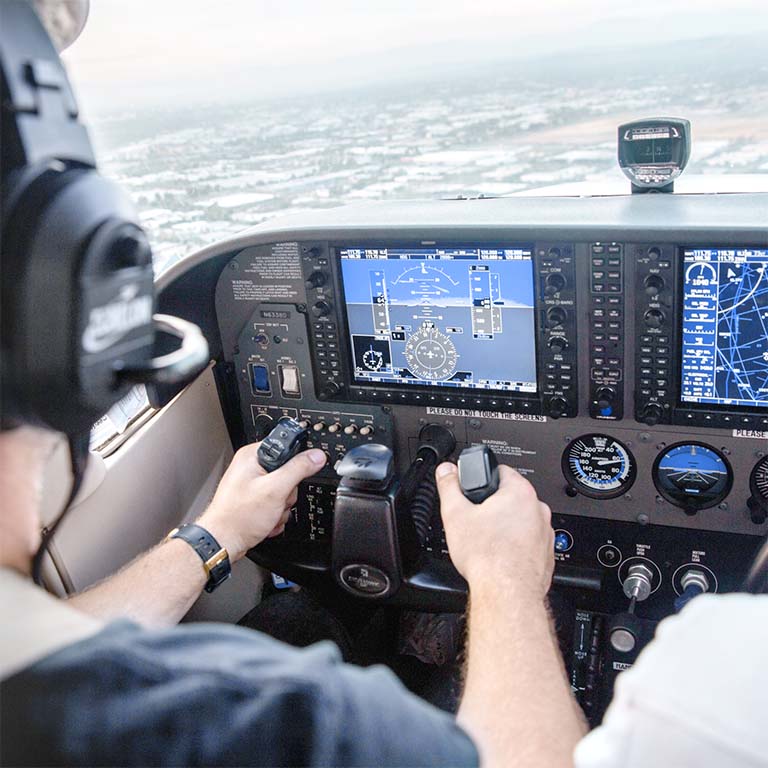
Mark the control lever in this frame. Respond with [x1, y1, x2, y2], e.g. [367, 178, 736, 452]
[257, 417, 309, 472]
[458, 445, 500, 503]
[609, 563, 655, 653]
[332, 444, 402, 599]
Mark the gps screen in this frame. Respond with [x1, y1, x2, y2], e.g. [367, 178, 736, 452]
[338, 245, 537, 394]
[681, 247, 768, 409]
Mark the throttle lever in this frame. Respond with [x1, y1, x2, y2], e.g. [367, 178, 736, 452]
[458, 445, 500, 503]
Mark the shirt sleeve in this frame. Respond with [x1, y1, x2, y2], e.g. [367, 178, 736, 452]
[1, 620, 479, 768]
[573, 594, 768, 768]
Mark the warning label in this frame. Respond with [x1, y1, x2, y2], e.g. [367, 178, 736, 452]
[232, 242, 303, 302]
[426, 407, 546, 423]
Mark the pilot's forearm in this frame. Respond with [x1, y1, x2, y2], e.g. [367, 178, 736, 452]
[67, 537, 208, 627]
[458, 578, 587, 768]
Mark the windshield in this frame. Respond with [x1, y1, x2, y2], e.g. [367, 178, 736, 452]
[63, 0, 768, 275]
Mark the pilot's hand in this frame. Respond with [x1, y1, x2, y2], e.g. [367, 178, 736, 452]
[197, 443, 326, 562]
[436, 462, 554, 598]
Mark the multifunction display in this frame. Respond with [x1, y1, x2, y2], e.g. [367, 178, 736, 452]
[338, 246, 537, 394]
[681, 247, 768, 410]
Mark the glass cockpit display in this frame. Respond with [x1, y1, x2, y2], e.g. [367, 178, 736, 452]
[680, 247, 768, 410]
[338, 246, 537, 393]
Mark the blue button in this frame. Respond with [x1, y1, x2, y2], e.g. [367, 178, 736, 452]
[600, 406, 613, 417]
[554, 531, 573, 552]
[251, 364, 271, 394]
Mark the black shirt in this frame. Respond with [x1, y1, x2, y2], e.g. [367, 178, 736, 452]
[0, 621, 479, 767]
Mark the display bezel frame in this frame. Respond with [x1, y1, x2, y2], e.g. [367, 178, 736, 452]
[332, 240, 544, 410]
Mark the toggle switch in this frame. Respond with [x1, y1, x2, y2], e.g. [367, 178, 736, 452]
[279, 365, 300, 396]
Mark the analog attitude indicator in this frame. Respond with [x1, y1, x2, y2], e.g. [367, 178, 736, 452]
[404, 324, 458, 381]
[563, 434, 636, 499]
[653, 442, 733, 512]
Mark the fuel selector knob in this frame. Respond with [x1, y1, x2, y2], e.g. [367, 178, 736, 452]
[644, 308, 665, 328]
[312, 300, 333, 318]
[544, 272, 567, 296]
[643, 274, 665, 297]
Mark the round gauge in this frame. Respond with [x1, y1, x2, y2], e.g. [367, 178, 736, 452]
[404, 324, 458, 381]
[362, 348, 384, 371]
[653, 442, 733, 512]
[562, 434, 637, 499]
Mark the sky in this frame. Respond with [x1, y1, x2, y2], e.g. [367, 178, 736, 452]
[61, 0, 768, 114]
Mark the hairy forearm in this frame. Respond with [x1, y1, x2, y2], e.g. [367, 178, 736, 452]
[458, 579, 587, 768]
[67, 538, 207, 627]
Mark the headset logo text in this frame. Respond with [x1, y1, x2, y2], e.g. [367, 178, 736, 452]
[81, 284, 152, 354]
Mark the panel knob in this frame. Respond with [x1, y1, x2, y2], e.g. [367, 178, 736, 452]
[321, 381, 340, 398]
[253, 414, 275, 440]
[596, 386, 616, 411]
[312, 300, 333, 318]
[644, 308, 665, 328]
[643, 274, 665, 297]
[546, 306, 567, 327]
[544, 272, 566, 296]
[639, 402, 664, 426]
[548, 336, 568, 353]
[306, 271, 328, 289]
[548, 396, 568, 419]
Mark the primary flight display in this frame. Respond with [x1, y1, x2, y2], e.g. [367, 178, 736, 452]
[338, 246, 537, 394]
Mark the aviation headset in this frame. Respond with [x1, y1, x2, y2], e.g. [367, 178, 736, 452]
[0, 0, 209, 582]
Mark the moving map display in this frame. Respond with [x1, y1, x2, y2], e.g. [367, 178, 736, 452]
[681, 247, 768, 409]
[338, 246, 537, 393]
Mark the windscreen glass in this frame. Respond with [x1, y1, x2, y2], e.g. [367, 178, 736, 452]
[339, 246, 537, 393]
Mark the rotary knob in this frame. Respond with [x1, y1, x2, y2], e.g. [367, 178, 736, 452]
[312, 300, 333, 318]
[596, 386, 616, 411]
[548, 336, 568, 353]
[305, 271, 328, 289]
[546, 306, 567, 327]
[639, 402, 664, 426]
[548, 396, 568, 419]
[544, 272, 566, 296]
[321, 381, 340, 398]
[644, 308, 665, 328]
[643, 274, 665, 297]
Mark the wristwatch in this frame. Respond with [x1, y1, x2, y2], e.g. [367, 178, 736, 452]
[166, 523, 231, 593]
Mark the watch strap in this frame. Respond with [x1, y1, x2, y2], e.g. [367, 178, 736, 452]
[167, 523, 231, 593]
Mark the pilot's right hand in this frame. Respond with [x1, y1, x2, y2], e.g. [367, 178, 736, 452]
[436, 462, 554, 598]
[198, 443, 326, 563]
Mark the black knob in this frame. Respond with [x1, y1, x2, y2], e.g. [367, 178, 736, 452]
[306, 271, 328, 289]
[643, 274, 665, 297]
[322, 381, 340, 398]
[544, 272, 566, 296]
[640, 402, 664, 426]
[748, 496, 768, 525]
[312, 300, 333, 318]
[548, 336, 568, 353]
[549, 396, 568, 419]
[596, 386, 616, 410]
[253, 414, 275, 440]
[306, 246, 322, 258]
[644, 309, 665, 328]
[546, 306, 567, 327]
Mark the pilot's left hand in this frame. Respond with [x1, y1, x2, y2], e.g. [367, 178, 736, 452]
[197, 443, 326, 562]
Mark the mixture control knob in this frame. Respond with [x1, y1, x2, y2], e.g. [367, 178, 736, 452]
[644, 308, 665, 328]
[546, 306, 567, 327]
[640, 402, 664, 426]
[548, 396, 568, 419]
[312, 300, 333, 318]
[548, 336, 568, 353]
[305, 271, 328, 289]
[544, 272, 567, 296]
[643, 274, 665, 297]
[623, 563, 654, 602]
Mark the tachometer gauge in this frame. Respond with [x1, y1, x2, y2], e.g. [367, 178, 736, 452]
[562, 434, 636, 499]
[653, 442, 733, 513]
